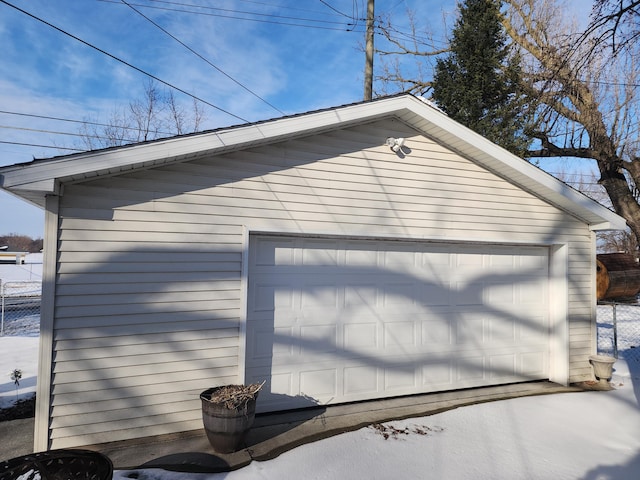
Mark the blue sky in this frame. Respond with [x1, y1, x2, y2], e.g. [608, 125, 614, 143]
[0, 0, 585, 239]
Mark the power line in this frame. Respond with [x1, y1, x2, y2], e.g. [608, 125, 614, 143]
[0, 141, 85, 152]
[148, 0, 355, 18]
[146, 0, 350, 21]
[0, 110, 174, 135]
[591, 78, 640, 88]
[0, 124, 138, 143]
[119, 0, 285, 115]
[100, 0, 360, 28]
[318, 0, 356, 19]
[217, 0, 344, 17]
[98, 0, 364, 31]
[0, 0, 250, 123]
[376, 22, 449, 49]
[384, 0, 408, 13]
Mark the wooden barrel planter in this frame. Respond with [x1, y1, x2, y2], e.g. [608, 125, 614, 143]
[200, 384, 262, 453]
[596, 253, 640, 300]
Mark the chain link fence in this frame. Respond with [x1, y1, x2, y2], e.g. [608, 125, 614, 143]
[597, 301, 640, 363]
[0, 281, 41, 336]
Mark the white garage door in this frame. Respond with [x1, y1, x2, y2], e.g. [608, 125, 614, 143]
[245, 236, 550, 412]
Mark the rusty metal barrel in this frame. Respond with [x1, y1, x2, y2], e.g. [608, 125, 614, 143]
[596, 253, 640, 300]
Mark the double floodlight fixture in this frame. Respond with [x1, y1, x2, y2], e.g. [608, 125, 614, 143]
[386, 137, 406, 153]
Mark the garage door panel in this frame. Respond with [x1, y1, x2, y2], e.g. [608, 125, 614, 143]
[521, 351, 547, 376]
[454, 281, 486, 306]
[344, 322, 379, 349]
[301, 240, 339, 265]
[299, 324, 338, 356]
[344, 366, 378, 396]
[519, 316, 549, 342]
[270, 327, 297, 358]
[456, 249, 485, 266]
[247, 236, 550, 413]
[422, 319, 453, 345]
[519, 281, 546, 303]
[519, 249, 548, 270]
[383, 249, 419, 268]
[298, 312, 341, 327]
[384, 367, 418, 390]
[300, 369, 337, 398]
[382, 282, 418, 306]
[345, 247, 378, 266]
[268, 374, 301, 409]
[454, 354, 486, 382]
[488, 353, 517, 379]
[420, 284, 451, 306]
[300, 283, 339, 309]
[422, 359, 454, 388]
[383, 321, 417, 348]
[421, 250, 451, 267]
[454, 312, 486, 345]
[486, 282, 516, 305]
[488, 253, 516, 268]
[344, 284, 378, 307]
[487, 316, 517, 343]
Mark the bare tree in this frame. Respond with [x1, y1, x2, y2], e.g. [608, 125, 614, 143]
[374, 10, 450, 95]
[166, 91, 206, 136]
[588, 0, 640, 55]
[129, 79, 163, 142]
[77, 80, 207, 150]
[167, 90, 186, 136]
[78, 107, 138, 151]
[502, 0, 640, 243]
[0, 234, 43, 252]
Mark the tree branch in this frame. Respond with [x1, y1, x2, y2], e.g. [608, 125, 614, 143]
[527, 132, 595, 158]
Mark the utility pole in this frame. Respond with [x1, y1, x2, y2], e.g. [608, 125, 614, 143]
[364, 0, 374, 101]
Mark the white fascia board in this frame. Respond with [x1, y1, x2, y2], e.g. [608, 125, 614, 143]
[588, 221, 626, 232]
[0, 99, 401, 195]
[12, 179, 59, 193]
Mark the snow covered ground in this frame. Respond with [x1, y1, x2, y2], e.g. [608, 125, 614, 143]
[113, 369, 639, 480]
[0, 253, 43, 283]
[0, 253, 44, 408]
[1, 306, 638, 479]
[0, 336, 38, 410]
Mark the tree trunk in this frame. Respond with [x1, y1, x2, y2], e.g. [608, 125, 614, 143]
[598, 165, 638, 240]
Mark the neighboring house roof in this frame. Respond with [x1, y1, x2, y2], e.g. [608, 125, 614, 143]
[0, 94, 626, 231]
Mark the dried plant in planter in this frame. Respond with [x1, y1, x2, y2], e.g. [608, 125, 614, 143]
[200, 381, 265, 452]
[203, 381, 265, 410]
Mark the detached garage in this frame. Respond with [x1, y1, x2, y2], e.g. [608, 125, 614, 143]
[0, 94, 625, 451]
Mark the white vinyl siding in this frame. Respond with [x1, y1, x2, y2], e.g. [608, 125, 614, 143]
[48, 118, 594, 448]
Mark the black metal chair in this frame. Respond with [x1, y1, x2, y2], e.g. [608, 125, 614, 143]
[0, 449, 113, 480]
